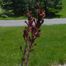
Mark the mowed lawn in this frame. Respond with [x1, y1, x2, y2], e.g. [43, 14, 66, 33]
[0, 24, 66, 66]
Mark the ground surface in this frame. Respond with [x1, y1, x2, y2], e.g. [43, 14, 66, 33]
[0, 18, 66, 26]
[0, 16, 27, 20]
[0, 24, 66, 66]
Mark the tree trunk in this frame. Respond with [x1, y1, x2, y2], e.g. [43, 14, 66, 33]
[21, 41, 32, 66]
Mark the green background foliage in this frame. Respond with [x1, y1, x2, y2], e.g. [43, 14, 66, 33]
[0, 0, 64, 18]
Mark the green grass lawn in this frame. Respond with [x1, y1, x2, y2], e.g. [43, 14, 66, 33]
[0, 24, 66, 66]
[0, 16, 27, 20]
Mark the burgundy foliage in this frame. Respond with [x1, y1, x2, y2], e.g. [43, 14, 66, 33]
[21, 3, 45, 66]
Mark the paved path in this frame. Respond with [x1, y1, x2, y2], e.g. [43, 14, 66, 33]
[0, 18, 66, 27]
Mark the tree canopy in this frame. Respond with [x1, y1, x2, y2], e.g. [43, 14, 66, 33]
[0, 0, 62, 17]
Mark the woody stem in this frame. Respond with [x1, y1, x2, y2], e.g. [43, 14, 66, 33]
[21, 40, 33, 66]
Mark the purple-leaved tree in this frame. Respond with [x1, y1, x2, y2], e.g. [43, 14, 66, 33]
[21, 0, 45, 66]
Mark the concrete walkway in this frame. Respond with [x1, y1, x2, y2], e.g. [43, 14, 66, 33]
[0, 18, 66, 27]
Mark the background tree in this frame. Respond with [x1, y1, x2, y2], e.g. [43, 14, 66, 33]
[0, 0, 5, 16]
[1, 0, 62, 17]
[43, 0, 62, 18]
[2, 0, 27, 16]
[26, 0, 62, 18]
